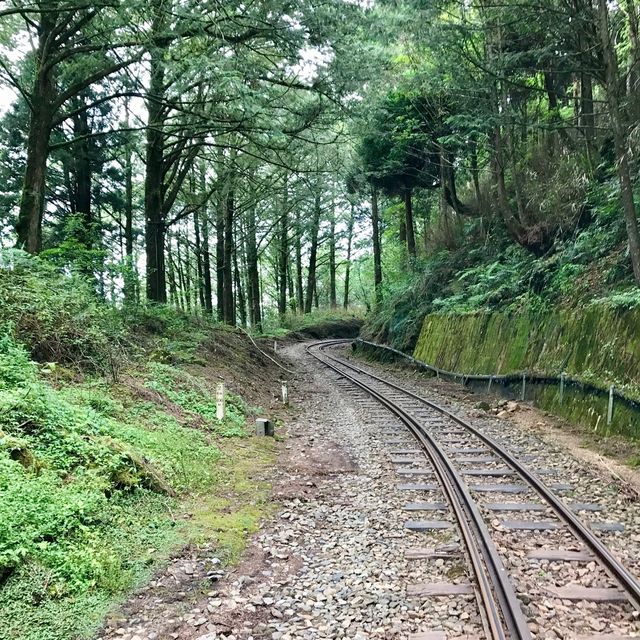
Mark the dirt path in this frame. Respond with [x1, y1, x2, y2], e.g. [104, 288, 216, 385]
[96, 340, 640, 640]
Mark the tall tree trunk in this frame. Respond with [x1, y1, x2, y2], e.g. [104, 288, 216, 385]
[295, 207, 304, 313]
[329, 208, 337, 308]
[222, 178, 235, 325]
[624, 0, 640, 120]
[304, 193, 321, 314]
[123, 129, 137, 303]
[16, 13, 55, 254]
[598, 0, 640, 283]
[175, 234, 186, 310]
[277, 184, 289, 318]
[201, 210, 213, 314]
[404, 189, 416, 259]
[216, 188, 225, 321]
[245, 204, 262, 330]
[17, 99, 52, 253]
[183, 229, 192, 312]
[199, 166, 213, 313]
[167, 233, 178, 306]
[72, 102, 93, 247]
[343, 205, 355, 310]
[234, 245, 247, 327]
[194, 209, 205, 310]
[371, 186, 383, 304]
[144, 28, 167, 303]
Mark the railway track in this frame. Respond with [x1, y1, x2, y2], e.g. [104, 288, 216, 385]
[306, 339, 640, 639]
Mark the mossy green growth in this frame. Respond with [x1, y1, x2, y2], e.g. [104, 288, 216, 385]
[189, 436, 277, 564]
[412, 306, 640, 439]
[413, 306, 640, 396]
[0, 329, 271, 640]
[143, 362, 253, 437]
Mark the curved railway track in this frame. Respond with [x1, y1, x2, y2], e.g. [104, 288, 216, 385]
[306, 339, 640, 639]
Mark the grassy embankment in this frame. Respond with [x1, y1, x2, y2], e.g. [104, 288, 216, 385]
[0, 254, 280, 640]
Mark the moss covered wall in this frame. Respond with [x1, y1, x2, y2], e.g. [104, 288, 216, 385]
[413, 307, 640, 395]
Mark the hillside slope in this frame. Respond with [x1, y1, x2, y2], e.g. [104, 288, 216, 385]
[0, 258, 294, 640]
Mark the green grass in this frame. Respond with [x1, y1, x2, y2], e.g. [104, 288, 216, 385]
[0, 326, 274, 640]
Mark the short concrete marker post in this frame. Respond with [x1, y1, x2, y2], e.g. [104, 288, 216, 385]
[281, 381, 289, 406]
[216, 382, 225, 421]
[256, 418, 274, 437]
[607, 384, 615, 425]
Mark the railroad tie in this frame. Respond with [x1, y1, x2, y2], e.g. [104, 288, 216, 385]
[407, 582, 474, 597]
[403, 501, 448, 511]
[469, 483, 529, 493]
[405, 520, 452, 531]
[405, 546, 461, 560]
[498, 519, 560, 531]
[484, 502, 547, 512]
[527, 549, 594, 562]
[546, 585, 628, 602]
[397, 483, 439, 491]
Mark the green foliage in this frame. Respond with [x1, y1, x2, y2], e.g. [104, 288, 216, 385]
[358, 89, 443, 195]
[364, 170, 640, 349]
[595, 288, 640, 310]
[121, 303, 223, 365]
[144, 363, 250, 437]
[0, 250, 126, 374]
[0, 317, 257, 638]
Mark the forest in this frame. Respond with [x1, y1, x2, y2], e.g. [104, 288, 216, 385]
[3, 0, 640, 638]
[1, 0, 640, 335]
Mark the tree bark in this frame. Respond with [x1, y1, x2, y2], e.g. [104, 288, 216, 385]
[199, 166, 213, 314]
[123, 129, 137, 303]
[624, 0, 640, 120]
[304, 193, 321, 314]
[15, 10, 58, 253]
[216, 186, 225, 321]
[277, 183, 289, 318]
[222, 177, 235, 325]
[404, 189, 416, 259]
[71, 100, 93, 246]
[194, 209, 205, 311]
[144, 22, 168, 303]
[234, 242, 247, 327]
[245, 203, 262, 331]
[371, 186, 383, 304]
[295, 207, 304, 313]
[16, 95, 53, 253]
[329, 208, 337, 308]
[343, 205, 355, 310]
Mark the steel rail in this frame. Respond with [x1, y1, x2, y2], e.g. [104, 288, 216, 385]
[317, 339, 640, 612]
[306, 342, 532, 640]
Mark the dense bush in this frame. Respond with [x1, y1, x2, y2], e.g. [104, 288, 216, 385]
[0, 321, 245, 636]
[0, 250, 126, 375]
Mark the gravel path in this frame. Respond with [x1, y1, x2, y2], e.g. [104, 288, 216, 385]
[96, 340, 640, 639]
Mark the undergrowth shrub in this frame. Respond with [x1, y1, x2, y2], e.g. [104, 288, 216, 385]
[0, 329, 223, 608]
[144, 363, 250, 437]
[0, 249, 126, 376]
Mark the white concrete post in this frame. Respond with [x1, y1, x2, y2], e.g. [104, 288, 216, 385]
[607, 384, 615, 425]
[216, 382, 225, 421]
